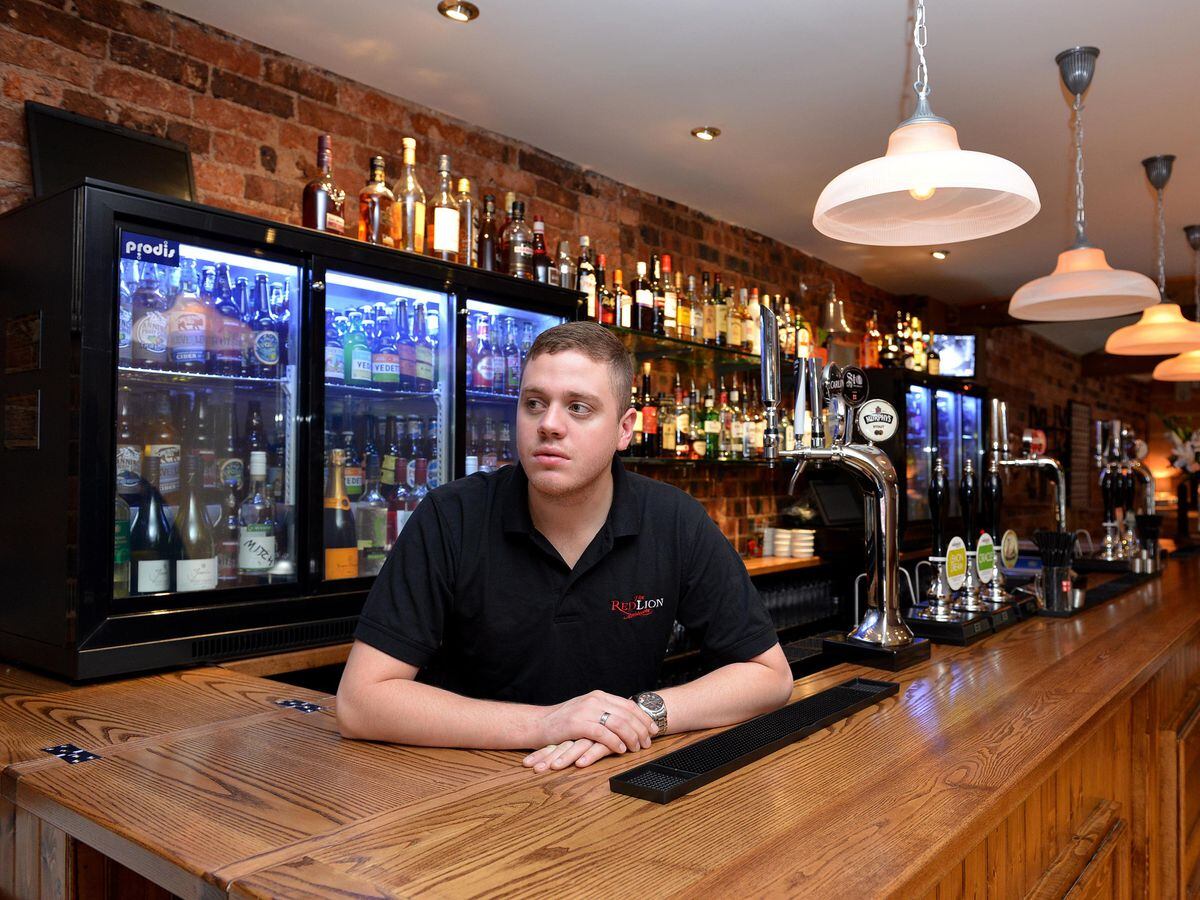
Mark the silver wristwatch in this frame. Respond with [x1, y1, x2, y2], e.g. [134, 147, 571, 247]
[633, 691, 667, 734]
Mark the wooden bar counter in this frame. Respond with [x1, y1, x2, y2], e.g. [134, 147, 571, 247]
[3, 558, 1200, 899]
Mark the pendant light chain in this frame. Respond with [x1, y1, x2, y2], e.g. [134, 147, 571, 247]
[1156, 188, 1166, 298]
[913, 0, 930, 99]
[1072, 94, 1086, 245]
[1193, 245, 1199, 321]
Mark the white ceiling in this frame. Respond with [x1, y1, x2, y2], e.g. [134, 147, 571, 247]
[159, 0, 1199, 341]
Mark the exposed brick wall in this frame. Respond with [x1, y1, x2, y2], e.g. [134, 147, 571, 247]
[0, 0, 1156, 545]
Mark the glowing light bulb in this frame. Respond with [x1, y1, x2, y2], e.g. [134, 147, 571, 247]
[909, 185, 936, 201]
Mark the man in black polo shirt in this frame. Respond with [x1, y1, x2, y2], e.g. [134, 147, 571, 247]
[337, 322, 792, 772]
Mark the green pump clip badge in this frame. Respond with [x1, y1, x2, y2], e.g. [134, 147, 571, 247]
[976, 533, 996, 584]
[1001, 529, 1020, 569]
[945, 536, 968, 591]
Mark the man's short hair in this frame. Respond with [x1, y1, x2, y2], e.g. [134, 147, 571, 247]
[523, 322, 633, 413]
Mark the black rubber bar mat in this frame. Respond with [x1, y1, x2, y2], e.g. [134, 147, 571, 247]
[610, 677, 898, 804]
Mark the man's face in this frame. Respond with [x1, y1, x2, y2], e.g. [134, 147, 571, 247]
[517, 350, 633, 497]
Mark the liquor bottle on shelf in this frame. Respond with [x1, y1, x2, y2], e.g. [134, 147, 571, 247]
[507, 202, 533, 280]
[640, 363, 659, 457]
[632, 262, 654, 333]
[145, 393, 181, 506]
[116, 386, 142, 498]
[572, 235, 596, 318]
[726, 287, 743, 351]
[113, 492, 131, 599]
[497, 422, 515, 468]
[703, 384, 720, 460]
[927, 333, 941, 375]
[676, 272, 692, 340]
[413, 302, 436, 393]
[701, 273, 717, 346]
[746, 288, 762, 355]
[681, 275, 698, 343]
[629, 384, 644, 458]
[172, 455, 217, 593]
[713, 275, 728, 348]
[519, 319, 534, 369]
[650, 256, 666, 337]
[167, 258, 208, 372]
[358, 157, 395, 247]
[614, 269, 632, 329]
[730, 379, 748, 459]
[302, 134, 346, 234]
[238, 451, 276, 579]
[385, 454, 411, 547]
[501, 316, 521, 396]
[673, 374, 689, 460]
[245, 274, 283, 378]
[555, 240, 575, 291]
[795, 306, 813, 359]
[717, 379, 733, 460]
[661, 255, 678, 338]
[357, 454, 388, 577]
[404, 415, 428, 489]
[660, 392, 676, 457]
[243, 400, 266, 461]
[596, 255, 614, 326]
[456, 178, 475, 267]
[214, 482, 241, 588]
[531, 216, 550, 283]
[130, 455, 172, 595]
[342, 310, 373, 387]
[496, 193, 516, 274]
[861, 309, 881, 368]
[911, 316, 926, 371]
[324, 448, 358, 580]
[394, 137, 425, 253]
[477, 194, 497, 271]
[468, 313, 494, 392]
[370, 304, 399, 392]
[407, 457, 429, 514]
[426, 154, 460, 262]
[129, 263, 165, 369]
[689, 381, 705, 460]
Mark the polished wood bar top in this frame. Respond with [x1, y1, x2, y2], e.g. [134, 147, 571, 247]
[3, 559, 1199, 898]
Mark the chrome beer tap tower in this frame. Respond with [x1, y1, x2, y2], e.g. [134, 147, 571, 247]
[760, 305, 930, 669]
[992, 399, 1068, 533]
[1084, 420, 1161, 574]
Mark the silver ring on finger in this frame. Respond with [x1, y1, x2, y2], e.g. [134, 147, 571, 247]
[599, 711, 611, 726]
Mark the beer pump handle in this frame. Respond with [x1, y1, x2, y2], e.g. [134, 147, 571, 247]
[1101, 470, 1116, 522]
[984, 460, 1003, 538]
[960, 460, 978, 550]
[929, 456, 947, 557]
[1122, 470, 1136, 513]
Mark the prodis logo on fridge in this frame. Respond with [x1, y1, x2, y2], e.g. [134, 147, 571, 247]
[120, 232, 180, 267]
[610, 594, 664, 621]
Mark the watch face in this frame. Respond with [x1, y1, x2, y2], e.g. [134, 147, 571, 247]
[639, 692, 665, 714]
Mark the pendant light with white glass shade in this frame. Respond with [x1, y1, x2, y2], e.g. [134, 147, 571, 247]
[1009, 48, 1159, 321]
[1105, 156, 1200, 355]
[1152, 225, 1200, 380]
[812, 0, 1040, 246]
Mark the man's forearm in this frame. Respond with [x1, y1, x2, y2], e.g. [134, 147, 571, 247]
[656, 656, 793, 734]
[339, 677, 543, 750]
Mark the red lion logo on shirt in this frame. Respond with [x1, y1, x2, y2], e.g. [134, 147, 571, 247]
[610, 594, 664, 620]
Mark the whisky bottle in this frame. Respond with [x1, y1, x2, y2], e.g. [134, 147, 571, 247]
[426, 154, 460, 262]
[302, 134, 346, 234]
[455, 177, 475, 266]
[393, 137, 425, 253]
[577, 236, 597, 318]
[507, 201, 533, 280]
[477, 194, 497, 271]
[660, 392, 676, 456]
[358, 156, 395, 247]
[727, 287, 743, 351]
[701, 273, 717, 345]
[324, 448, 358, 580]
[676, 270, 692, 339]
[661, 255, 678, 338]
[172, 455, 218, 593]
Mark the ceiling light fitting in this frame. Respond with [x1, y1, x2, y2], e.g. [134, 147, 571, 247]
[690, 126, 721, 142]
[930, 249, 949, 260]
[812, 0, 1039, 246]
[1107, 155, 1200, 359]
[1009, 47, 1158, 322]
[1153, 226, 1200, 381]
[437, 1, 479, 22]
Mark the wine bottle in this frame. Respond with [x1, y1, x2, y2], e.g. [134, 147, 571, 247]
[130, 455, 173, 594]
[238, 450, 276, 578]
[426, 154, 460, 262]
[324, 448, 358, 580]
[172, 455, 217, 593]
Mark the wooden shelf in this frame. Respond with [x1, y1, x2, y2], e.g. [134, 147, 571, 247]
[743, 555, 825, 576]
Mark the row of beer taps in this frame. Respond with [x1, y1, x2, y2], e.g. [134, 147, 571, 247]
[1090, 420, 1159, 570]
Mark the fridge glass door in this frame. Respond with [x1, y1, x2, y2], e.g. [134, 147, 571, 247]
[905, 385, 932, 521]
[321, 270, 451, 582]
[464, 299, 567, 475]
[936, 390, 962, 517]
[115, 229, 302, 604]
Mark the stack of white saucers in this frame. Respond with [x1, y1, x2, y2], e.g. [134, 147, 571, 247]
[788, 529, 816, 558]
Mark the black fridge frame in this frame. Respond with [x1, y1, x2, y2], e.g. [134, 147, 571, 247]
[0, 179, 580, 679]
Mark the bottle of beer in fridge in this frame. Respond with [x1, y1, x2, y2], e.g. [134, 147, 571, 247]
[214, 482, 241, 588]
[324, 448, 358, 580]
[172, 455, 218, 592]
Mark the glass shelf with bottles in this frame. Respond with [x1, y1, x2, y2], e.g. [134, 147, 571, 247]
[114, 234, 301, 606]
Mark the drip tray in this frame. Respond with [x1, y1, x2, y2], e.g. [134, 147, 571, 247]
[610, 677, 898, 804]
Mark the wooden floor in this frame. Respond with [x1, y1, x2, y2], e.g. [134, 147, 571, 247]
[1, 557, 1198, 898]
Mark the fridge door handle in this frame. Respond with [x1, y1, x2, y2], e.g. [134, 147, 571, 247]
[311, 280, 325, 292]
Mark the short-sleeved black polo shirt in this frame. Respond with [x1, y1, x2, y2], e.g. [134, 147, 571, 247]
[355, 456, 777, 705]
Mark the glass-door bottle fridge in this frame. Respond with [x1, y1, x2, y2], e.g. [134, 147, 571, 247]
[0, 180, 578, 678]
